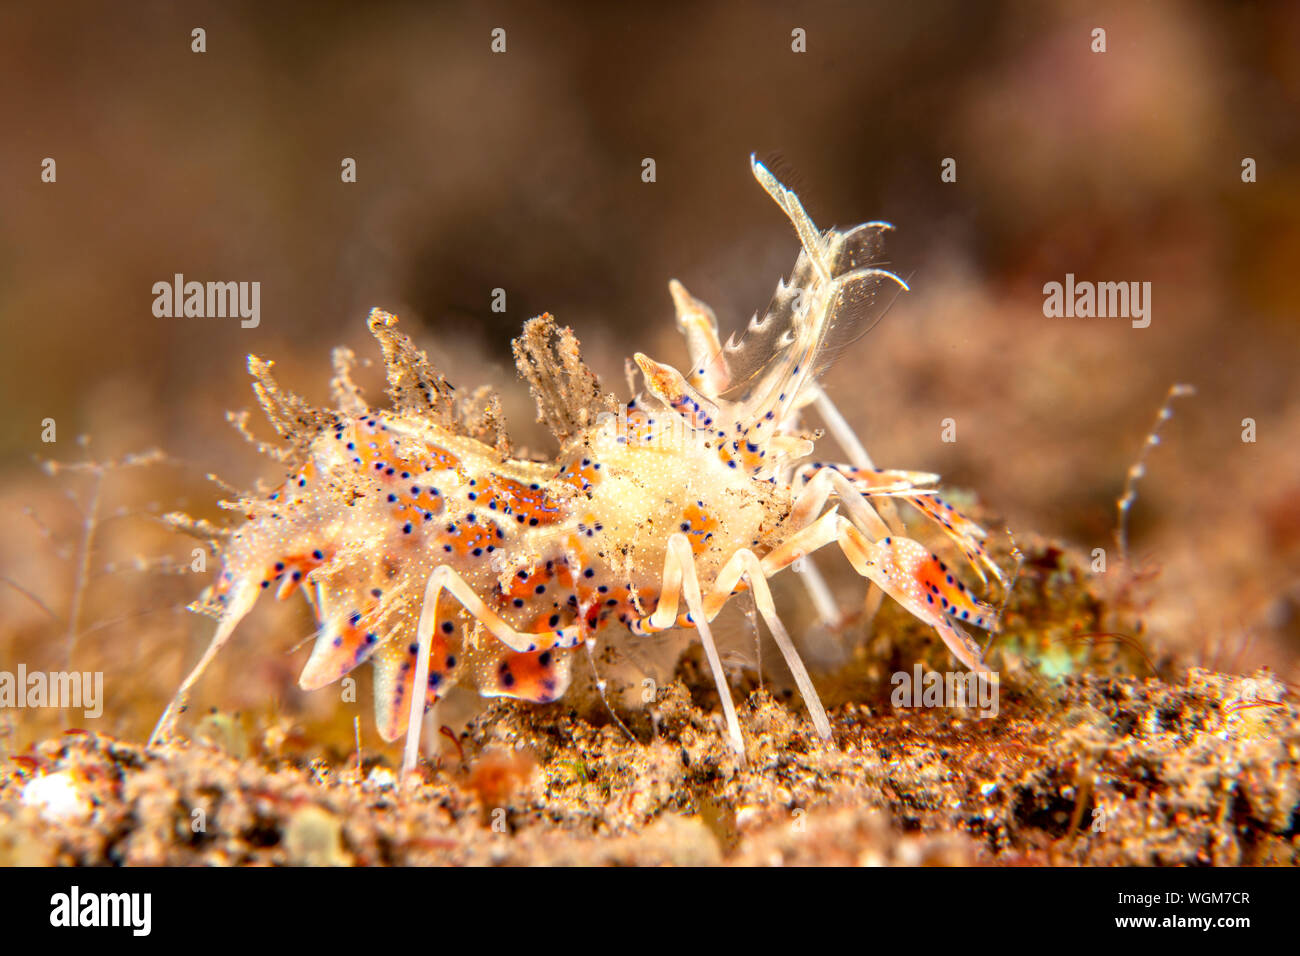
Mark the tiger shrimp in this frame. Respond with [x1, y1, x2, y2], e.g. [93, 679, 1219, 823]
[150, 157, 1008, 776]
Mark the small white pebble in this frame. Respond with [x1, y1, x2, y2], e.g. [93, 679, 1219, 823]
[735, 805, 761, 827]
[22, 771, 92, 823]
[366, 766, 397, 789]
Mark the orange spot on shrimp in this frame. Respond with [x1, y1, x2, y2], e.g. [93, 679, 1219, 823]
[557, 456, 602, 493]
[907, 545, 995, 629]
[489, 476, 564, 527]
[372, 632, 455, 742]
[679, 500, 719, 556]
[483, 648, 570, 703]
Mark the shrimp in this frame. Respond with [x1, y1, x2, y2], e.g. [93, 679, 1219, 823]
[150, 157, 1007, 775]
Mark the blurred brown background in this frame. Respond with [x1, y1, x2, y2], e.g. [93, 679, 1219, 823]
[1, 1, 1298, 745]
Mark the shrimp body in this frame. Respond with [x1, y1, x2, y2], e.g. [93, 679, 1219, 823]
[153, 159, 1007, 771]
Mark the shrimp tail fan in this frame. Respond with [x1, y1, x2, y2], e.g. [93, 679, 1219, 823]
[718, 157, 909, 424]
